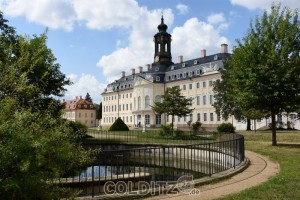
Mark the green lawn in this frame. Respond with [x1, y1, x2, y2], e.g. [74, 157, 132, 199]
[219, 130, 300, 200]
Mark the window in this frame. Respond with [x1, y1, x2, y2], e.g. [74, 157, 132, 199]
[204, 113, 207, 121]
[217, 114, 221, 121]
[203, 95, 206, 105]
[197, 113, 201, 122]
[130, 103, 132, 110]
[156, 115, 161, 125]
[196, 69, 200, 75]
[183, 73, 186, 78]
[126, 104, 128, 110]
[130, 93, 132, 98]
[189, 84, 192, 89]
[155, 67, 159, 71]
[182, 63, 186, 67]
[190, 114, 193, 122]
[156, 76, 160, 81]
[130, 116, 132, 122]
[138, 96, 141, 110]
[210, 113, 214, 121]
[209, 95, 213, 105]
[184, 116, 187, 122]
[214, 55, 218, 60]
[145, 95, 150, 109]
[189, 71, 193, 77]
[155, 95, 161, 102]
[196, 82, 200, 88]
[178, 116, 181, 122]
[197, 95, 200, 105]
[183, 85, 186, 90]
[171, 75, 175, 80]
[194, 60, 198, 64]
[171, 66, 175, 70]
[209, 80, 213, 87]
[126, 94, 128, 98]
[123, 104, 124, 111]
[203, 81, 206, 87]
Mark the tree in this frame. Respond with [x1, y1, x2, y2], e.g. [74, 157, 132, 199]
[85, 92, 93, 103]
[109, 117, 129, 131]
[0, 13, 92, 198]
[152, 86, 194, 132]
[97, 102, 103, 120]
[214, 4, 300, 146]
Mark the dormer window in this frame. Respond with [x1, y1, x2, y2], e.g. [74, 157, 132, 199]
[182, 63, 186, 67]
[189, 71, 193, 77]
[183, 73, 186, 78]
[155, 67, 159, 71]
[214, 55, 218, 60]
[194, 60, 198, 64]
[171, 65, 175, 70]
[156, 76, 160, 81]
[196, 69, 200, 75]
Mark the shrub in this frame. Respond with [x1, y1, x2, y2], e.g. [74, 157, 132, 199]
[192, 121, 202, 133]
[174, 129, 184, 138]
[159, 124, 172, 136]
[66, 120, 88, 142]
[109, 117, 129, 131]
[217, 123, 235, 133]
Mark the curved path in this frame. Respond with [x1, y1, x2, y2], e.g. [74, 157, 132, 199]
[147, 150, 279, 200]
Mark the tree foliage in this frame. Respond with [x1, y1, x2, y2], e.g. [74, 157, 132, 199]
[0, 12, 92, 199]
[213, 4, 300, 145]
[85, 92, 93, 103]
[152, 86, 193, 131]
[109, 117, 129, 131]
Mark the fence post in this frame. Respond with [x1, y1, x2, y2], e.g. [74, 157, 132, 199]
[208, 143, 211, 176]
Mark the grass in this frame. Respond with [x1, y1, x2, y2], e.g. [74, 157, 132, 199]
[219, 130, 300, 200]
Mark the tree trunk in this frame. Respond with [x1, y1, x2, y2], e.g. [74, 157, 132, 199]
[246, 118, 251, 131]
[171, 114, 174, 135]
[271, 112, 277, 146]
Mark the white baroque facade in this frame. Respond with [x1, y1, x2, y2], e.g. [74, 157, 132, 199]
[101, 16, 299, 130]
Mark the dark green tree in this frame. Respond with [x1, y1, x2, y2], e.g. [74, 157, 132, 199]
[214, 4, 300, 146]
[152, 86, 194, 132]
[85, 92, 93, 103]
[0, 13, 92, 198]
[109, 117, 129, 131]
[97, 102, 103, 120]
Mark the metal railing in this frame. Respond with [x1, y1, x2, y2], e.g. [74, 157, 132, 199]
[57, 133, 244, 197]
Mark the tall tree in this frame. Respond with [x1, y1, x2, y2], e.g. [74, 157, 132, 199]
[214, 5, 300, 146]
[0, 13, 91, 198]
[85, 92, 93, 103]
[152, 86, 194, 132]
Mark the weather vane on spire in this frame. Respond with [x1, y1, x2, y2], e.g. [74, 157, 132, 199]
[161, 10, 163, 18]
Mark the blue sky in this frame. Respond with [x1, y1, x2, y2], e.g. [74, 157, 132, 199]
[0, 0, 299, 103]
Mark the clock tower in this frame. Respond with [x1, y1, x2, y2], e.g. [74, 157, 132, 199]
[153, 14, 173, 66]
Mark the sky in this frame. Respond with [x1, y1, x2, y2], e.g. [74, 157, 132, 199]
[0, 0, 299, 103]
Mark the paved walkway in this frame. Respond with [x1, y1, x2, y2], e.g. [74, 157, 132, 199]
[146, 150, 280, 200]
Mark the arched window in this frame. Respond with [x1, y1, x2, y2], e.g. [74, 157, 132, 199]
[165, 42, 168, 52]
[155, 95, 161, 103]
[145, 95, 150, 109]
[138, 96, 141, 110]
[158, 42, 161, 52]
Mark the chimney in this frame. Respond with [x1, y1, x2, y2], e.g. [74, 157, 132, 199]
[146, 64, 151, 71]
[221, 44, 228, 53]
[178, 55, 183, 63]
[121, 71, 125, 77]
[138, 66, 143, 73]
[200, 50, 206, 58]
[130, 68, 135, 75]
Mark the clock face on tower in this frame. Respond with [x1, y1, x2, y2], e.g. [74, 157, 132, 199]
[155, 55, 160, 62]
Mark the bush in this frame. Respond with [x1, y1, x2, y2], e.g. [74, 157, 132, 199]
[217, 123, 235, 133]
[109, 117, 129, 131]
[66, 120, 88, 142]
[174, 129, 184, 138]
[192, 121, 202, 133]
[159, 124, 172, 136]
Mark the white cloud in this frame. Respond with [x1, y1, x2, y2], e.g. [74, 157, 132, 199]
[176, 3, 189, 15]
[64, 73, 106, 103]
[207, 13, 226, 25]
[73, 0, 140, 30]
[0, 0, 76, 31]
[230, 0, 300, 10]
[172, 18, 229, 61]
[97, 8, 174, 78]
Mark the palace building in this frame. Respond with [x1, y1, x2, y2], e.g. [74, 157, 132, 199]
[101, 16, 299, 130]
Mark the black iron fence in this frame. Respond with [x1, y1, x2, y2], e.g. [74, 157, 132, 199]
[56, 133, 244, 197]
[85, 129, 218, 145]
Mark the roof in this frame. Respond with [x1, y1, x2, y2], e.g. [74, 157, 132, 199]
[63, 97, 95, 110]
